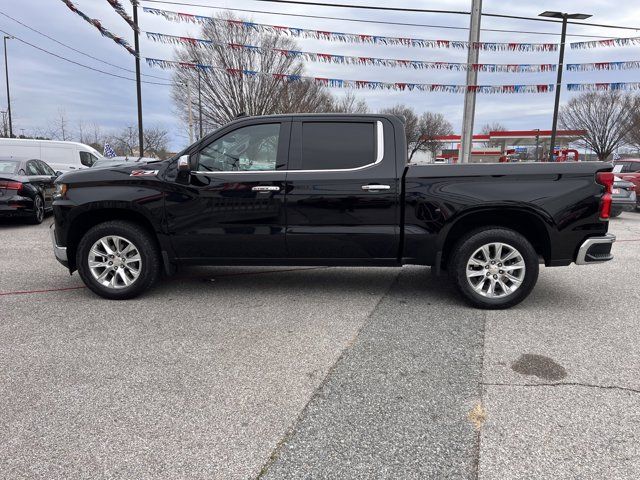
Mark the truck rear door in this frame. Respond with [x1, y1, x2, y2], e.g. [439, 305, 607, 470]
[285, 117, 400, 261]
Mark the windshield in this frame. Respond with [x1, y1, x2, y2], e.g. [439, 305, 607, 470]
[0, 160, 19, 174]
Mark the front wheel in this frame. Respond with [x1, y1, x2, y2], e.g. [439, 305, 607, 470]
[449, 227, 539, 309]
[76, 221, 160, 299]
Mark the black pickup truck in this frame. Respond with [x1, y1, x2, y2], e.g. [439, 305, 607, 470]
[50, 114, 615, 308]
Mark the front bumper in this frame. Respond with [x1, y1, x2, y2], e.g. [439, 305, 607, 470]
[50, 223, 68, 266]
[575, 234, 615, 265]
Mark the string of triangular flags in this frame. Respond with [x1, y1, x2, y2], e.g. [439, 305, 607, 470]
[106, 0, 138, 32]
[146, 57, 555, 93]
[571, 37, 640, 49]
[143, 7, 558, 52]
[146, 32, 557, 73]
[60, 0, 136, 55]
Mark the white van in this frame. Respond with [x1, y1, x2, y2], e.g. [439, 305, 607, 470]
[0, 139, 104, 172]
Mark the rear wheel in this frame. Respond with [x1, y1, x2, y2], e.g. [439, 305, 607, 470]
[449, 227, 539, 309]
[76, 221, 160, 299]
[27, 195, 45, 224]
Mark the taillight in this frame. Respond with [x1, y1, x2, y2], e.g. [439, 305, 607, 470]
[596, 172, 614, 220]
[0, 180, 23, 193]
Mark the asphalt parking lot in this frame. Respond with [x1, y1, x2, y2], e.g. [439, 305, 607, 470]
[1, 214, 639, 479]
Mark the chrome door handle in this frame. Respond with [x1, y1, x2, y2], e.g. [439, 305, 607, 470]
[361, 184, 391, 191]
[252, 185, 280, 192]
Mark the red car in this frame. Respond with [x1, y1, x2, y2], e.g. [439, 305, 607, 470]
[613, 159, 640, 209]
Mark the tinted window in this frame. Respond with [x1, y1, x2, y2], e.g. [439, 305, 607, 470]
[38, 160, 55, 175]
[198, 124, 281, 172]
[628, 162, 640, 173]
[80, 151, 97, 167]
[301, 122, 375, 170]
[0, 160, 19, 174]
[26, 161, 42, 175]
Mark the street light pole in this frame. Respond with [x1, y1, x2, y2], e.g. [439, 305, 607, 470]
[198, 68, 203, 140]
[3, 36, 13, 138]
[132, 1, 144, 156]
[539, 11, 592, 162]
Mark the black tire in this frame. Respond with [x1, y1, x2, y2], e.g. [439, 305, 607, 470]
[609, 207, 622, 218]
[76, 220, 160, 300]
[449, 227, 539, 309]
[27, 195, 45, 224]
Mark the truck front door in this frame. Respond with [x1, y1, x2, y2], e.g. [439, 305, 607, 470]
[165, 120, 290, 260]
[285, 117, 400, 261]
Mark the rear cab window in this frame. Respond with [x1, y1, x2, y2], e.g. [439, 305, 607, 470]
[298, 122, 376, 170]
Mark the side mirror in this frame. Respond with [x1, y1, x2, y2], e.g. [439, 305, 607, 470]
[55, 171, 63, 177]
[178, 155, 191, 172]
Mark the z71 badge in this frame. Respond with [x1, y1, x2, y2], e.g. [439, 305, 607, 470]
[130, 170, 159, 176]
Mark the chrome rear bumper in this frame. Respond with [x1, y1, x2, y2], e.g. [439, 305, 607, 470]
[575, 234, 615, 265]
[50, 224, 68, 263]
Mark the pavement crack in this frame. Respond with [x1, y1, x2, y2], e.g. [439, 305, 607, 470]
[482, 381, 640, 395]
[254, 271, 402, 479]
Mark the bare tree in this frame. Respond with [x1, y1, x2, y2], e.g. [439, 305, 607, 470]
[379, 105, 453, 161]
[171, 12, 338, 133]
[49, 108, 71, 141]
[0, 110, 9, 137]
[379, 104, 420, 160]
[109, 125, 170, 159]
[331, 91, 369, 114]
[420, 112, 454, 159]
[559, 91, 635, 161]
[626, 97, 640, 151]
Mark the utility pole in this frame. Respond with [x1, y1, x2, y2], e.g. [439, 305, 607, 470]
[534, 129, 540, 162]
[459, 0, 482, 164]
[539, 11, 592, 161]
[132, 1, 144, 156]
[198, 69, 203, 140]
[3, 36, 13, 138]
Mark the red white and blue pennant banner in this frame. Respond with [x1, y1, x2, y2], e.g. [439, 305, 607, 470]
[146, 32, 556, 73]
[567, 61, 640, 72]
[567, 83, 640, 92]
[106, 0, 138, 32]
[571, 37, 640, 50]
[146, 58, 554, 93]
[60, 0, 135, 55]
[143, 7, 557, 52]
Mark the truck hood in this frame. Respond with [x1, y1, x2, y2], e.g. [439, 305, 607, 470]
[56, 159, 170, 185]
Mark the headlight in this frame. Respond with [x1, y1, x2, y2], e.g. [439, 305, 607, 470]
[54, 183, 68, 199]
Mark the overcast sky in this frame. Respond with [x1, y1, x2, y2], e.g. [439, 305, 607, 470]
[2, 0, 640, 151]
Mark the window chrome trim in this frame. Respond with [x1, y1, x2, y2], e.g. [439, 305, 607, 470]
[193, 120, 384, 175]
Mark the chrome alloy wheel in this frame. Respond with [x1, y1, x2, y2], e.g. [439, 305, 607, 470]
[465, 242, 526, 298]
[88, 235, 142, 289]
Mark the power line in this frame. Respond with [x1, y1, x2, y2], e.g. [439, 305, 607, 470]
[0, 28, 173, 86]
[139, 0, 619, 40]
[0, 10, 171, 81]
[142, 0, 640, 32]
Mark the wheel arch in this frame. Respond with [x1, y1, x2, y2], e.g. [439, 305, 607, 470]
[65, 207, 162, 272]
[439, 207, 553, 269]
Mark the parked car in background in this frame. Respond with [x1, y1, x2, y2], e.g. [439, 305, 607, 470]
[0, 138, 103, 173]
[613, 159, 640, 209]
[92, 156, 156, 169]
[610, 178, 636, 217]
[0, 157, 58, 224]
